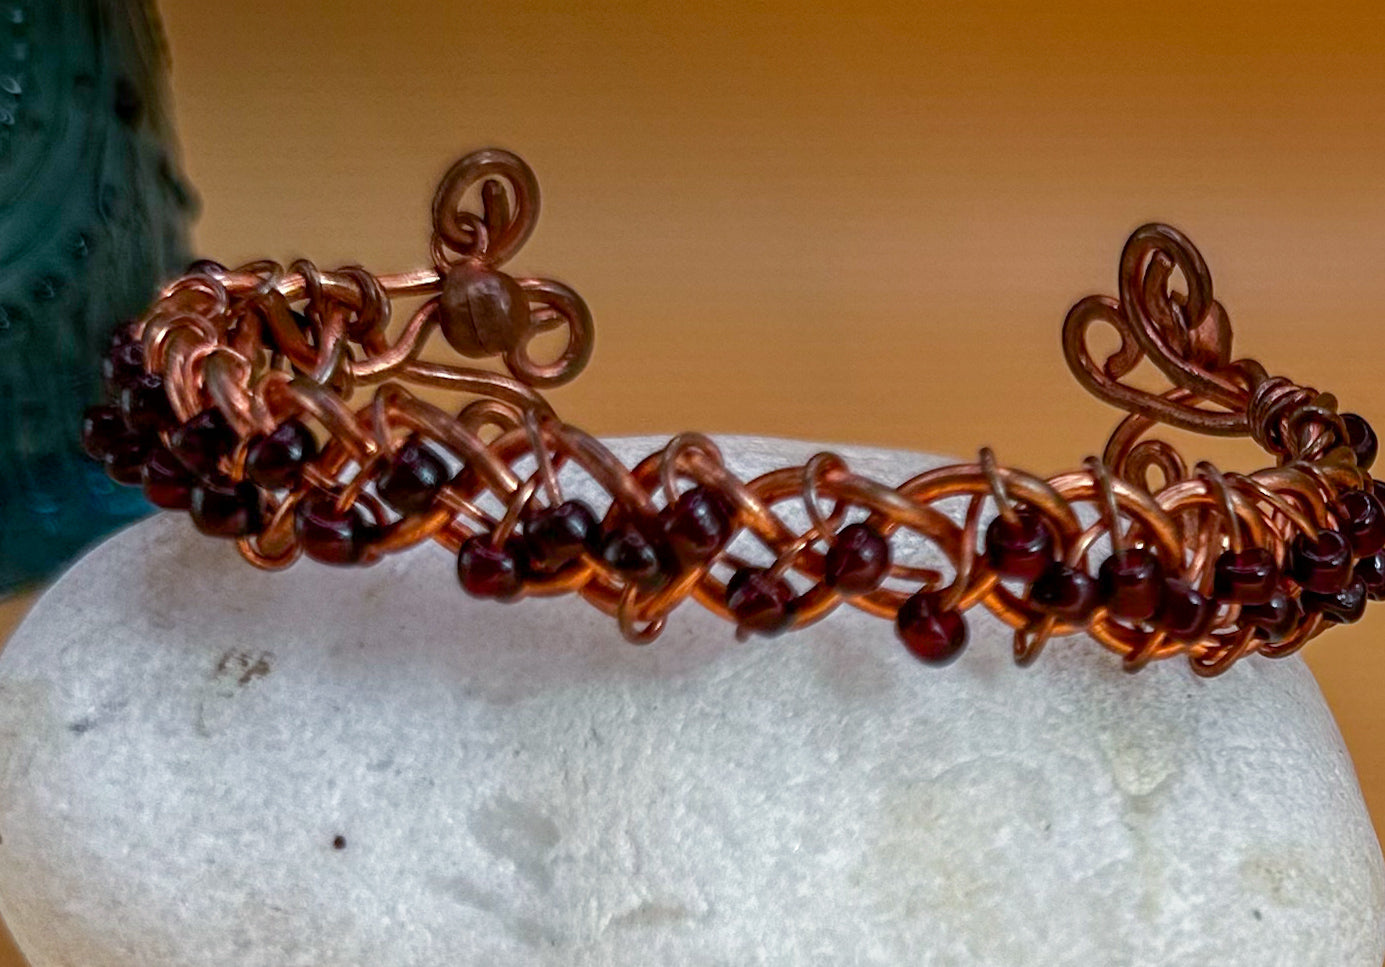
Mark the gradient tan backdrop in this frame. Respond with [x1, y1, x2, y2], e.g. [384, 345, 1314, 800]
[5, 1, 1385, 961]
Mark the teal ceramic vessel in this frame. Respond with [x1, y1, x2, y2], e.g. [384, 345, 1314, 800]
[0, 0, 194, 591]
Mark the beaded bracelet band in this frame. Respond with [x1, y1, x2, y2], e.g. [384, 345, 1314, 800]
[80, 149, 1382, 677]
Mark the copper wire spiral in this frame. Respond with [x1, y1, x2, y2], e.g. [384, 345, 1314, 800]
[124, 149, 1373, 676]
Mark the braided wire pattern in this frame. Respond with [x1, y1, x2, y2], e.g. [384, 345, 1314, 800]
[100, 150, 1377, 677]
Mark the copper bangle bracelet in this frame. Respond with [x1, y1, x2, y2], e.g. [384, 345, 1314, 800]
[80, 148, 1383, 677]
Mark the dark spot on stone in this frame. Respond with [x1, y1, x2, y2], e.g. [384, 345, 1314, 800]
[332, 835, 347, 850]
[68, 717, 95, 735]
[1252, 908, 1263, 921]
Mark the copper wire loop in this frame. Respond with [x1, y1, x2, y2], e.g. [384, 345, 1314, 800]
[129, 150, 1374, 675]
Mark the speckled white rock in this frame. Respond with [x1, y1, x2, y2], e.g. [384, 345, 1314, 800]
[0, 436, 1382, 967]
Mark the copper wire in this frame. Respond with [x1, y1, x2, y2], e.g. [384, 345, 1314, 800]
[132, 152, 1375, 676]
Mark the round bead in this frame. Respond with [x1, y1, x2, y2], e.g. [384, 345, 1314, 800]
[600, 521, 669, 588]
[1342, 413, 1378, 470]
[1097, 548, 1165, 622]
[1336, 489, 1385, 557]
[168, 408, 237, 479]
[457, 534, 526, 600]
[141, 447, 195, 510]
[524, 500, 599, 573]
[190, 479, 263, 538]
[1029, 562, 1100, 622]
[896, 590, 967, 666]
[824, 522, 891, 594]
[246, 420, 318, 490]
[1289, 529, 1353, 594]
[377, 438, 448, 516]
[118, 372, 175, 437]
[984, 509, 1054, 582]
[726, 567, 796, 636]
[101, 339, 145, 392]
[295, 492, 375, 566]
[1302, 576, 1368, 625]
[1355, 551, 1385, 601]
[661, 486, 735, 565]
[438, 261, 530, 358]
[81, 405, 127, 461]
[1212, 547, 1278, 605]
[1242, 590, 1303, 643]
[1153, 578, 1216, 642]
[103, 433, 151, 485]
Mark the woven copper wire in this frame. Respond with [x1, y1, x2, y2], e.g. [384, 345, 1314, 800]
[131, 149, 1371, 676]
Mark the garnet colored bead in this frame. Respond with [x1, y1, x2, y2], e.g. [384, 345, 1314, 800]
[1289, 529, 1353, 594]
[1342, 413, 1378, 470]
[457, 534, 526, 600]
[601, 521, 669, 587]
[1356, 551, 1385, 601]
[103, 433, 151, 485]
[1212, 547, 1278, 605]
[1302, 575, 1369, 625]
[984, 509, 1054, 582]
[246, 419, 318, 490]
[377, 438, 448, 516]
[190, 479, 263, 538]
[81, 404, 127, 461]
[896, 590, 967, 666]
[1242, 590, 1303, 643]
[1336, 489, 1385, 557]
[295, 492, 375, 566]
[1153, 578, 1216, 642]
[141, 447, 195, 509]
[169, 408, 237, 479]
[118, 372, 175, 437]
[524, 500, 599, 572]
[726, 567, 796, 636]
[824, 522, 891, 594]
[661, 486, 735, 565]
[1097, 548, 1164, 622]
[1029, 561, 1100, 622]
[101, 339, 145, 392]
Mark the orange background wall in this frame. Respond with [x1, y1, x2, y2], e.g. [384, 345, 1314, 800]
[5, 1, 1385, 961]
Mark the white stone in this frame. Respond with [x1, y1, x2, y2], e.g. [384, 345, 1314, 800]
[0, 436, 1382, 967]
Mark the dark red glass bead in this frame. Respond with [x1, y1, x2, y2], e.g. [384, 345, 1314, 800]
[1097, 548, 1164, 622]
[377, 438, 448, 516]
[601, 521, 669, 587]
[824, 522, 891, 594]
[295, 492, 375, 566]
[1242, 590, 1303, 643]
[1302, 576, 1368, 625]
[118, 372, 175, 437]
[190, 479, 263, 538]
[81, 405, 127, 461]
[524, 500, 599, 572]
[101, 339, 145, 392]
[1356, 551, 1385, 601]
[1289, 529, 1353, 594]
[104, 433, 151, 485]
[896, 590, 967, 666]
[141, 447, 195, 510]
[726, 567, 796, 636]
[1029, 561, 1099, 622]
[1153, 578, 1216, 642]
[169, 408, 237, 479]
[457, 534, 526, 600]
[1335, 489, 1385, 557]
[661, 486, 735, 565]
[1342, 413, 1378, 470]
[246, 419, 318, 490]
[984, 509, 1054, 582]
[1212, 547, 1278, 605]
